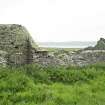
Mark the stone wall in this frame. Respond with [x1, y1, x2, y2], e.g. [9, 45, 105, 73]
[0, 24, 37, 66]
[70, 50, 105, 66]
[0, 24, 63, 66]
[0, 24, 105, 67]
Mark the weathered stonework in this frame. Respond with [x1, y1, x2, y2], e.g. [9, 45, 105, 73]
[50, 38, 105, 66]
[0, 24, 63, 66]
[0, 24, 37, 66]
[70, 50, 105, 66]
[0, 24, 105, 67]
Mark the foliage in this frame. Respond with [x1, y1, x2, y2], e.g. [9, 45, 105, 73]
[40, 47, 80, 53]
[95, 38, 105, 50]
[0, 63, 105, 105]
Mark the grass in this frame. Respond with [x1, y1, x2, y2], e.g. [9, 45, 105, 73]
[39, 47, 81, 52]
[0, 63, 105, 105]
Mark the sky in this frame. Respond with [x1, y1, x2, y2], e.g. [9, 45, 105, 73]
[0, 0, 105, 42]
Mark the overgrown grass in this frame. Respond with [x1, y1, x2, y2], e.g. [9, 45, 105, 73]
[0, 63, 105, 105]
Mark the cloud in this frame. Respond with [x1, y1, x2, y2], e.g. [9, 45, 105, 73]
[0, 0, 105, 42]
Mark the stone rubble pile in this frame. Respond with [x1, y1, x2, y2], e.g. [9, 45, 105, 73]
[0, 24, 104, 67]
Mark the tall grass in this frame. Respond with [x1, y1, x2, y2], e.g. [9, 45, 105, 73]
[0, 63, 105, 105]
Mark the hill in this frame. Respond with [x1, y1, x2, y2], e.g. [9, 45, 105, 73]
[85, 38, 105, 50]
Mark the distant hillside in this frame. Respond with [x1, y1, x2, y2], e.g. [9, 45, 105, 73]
[85, 38, 105, 50]
[38, 41, 96, 48]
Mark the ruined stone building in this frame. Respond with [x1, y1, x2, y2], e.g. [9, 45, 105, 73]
[0, 24, 105, 67]
[0, 24, 37, 66]
[0, 24, 62, 66]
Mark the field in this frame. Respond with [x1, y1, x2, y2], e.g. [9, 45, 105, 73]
[39, 47, 81, 52]
[0, 63, 105, 105]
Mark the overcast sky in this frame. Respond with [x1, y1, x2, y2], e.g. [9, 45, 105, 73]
[0, 0, 105, 42]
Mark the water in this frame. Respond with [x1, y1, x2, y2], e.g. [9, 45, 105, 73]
[38, 41, 97, 48]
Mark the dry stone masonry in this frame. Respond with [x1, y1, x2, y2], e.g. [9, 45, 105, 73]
[0, 24, 37, 66]
[0, 24, 63, 66]
[56, 38, 105, 66]
[0, 24, 105, 67]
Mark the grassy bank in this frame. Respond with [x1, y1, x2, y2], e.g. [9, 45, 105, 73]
[0, 63, 105, 105]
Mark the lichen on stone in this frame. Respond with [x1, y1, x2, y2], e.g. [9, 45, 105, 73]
[0, 24, 37, 66]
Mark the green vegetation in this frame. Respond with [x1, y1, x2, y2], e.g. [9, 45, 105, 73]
[0, 63, 105, 105]
[94, 38, 105, 50]
[40, 47, 80, 52]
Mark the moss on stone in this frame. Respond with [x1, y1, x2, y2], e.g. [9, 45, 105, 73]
[0, 24, 38, 66]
